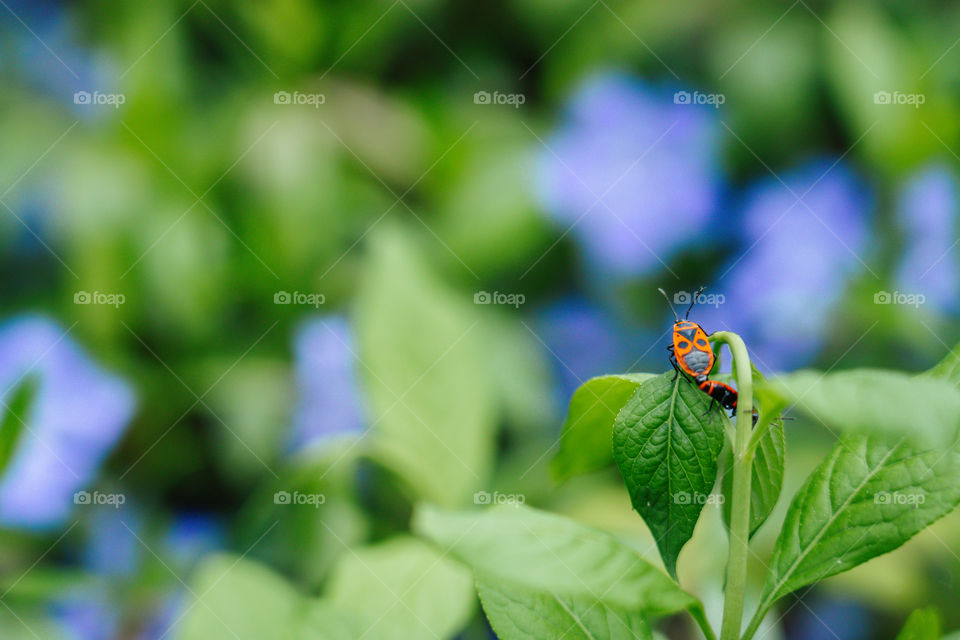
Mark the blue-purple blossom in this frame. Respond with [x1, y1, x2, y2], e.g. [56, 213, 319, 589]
[697, 160, 871, 371]
[137, 592, 184, 640]
[537, 71, 723, 277]
[0, 315, 136, 530]
[50, 587, 119, 640]
[4, 1, 110, 111]
[162, 512, 224, 569]
[535, 298, 652, 402]
[82, 503, 143, 578]
[789, 597, 873, 640]
[894, 164, 959, 313]
[288, 315, 366, 453]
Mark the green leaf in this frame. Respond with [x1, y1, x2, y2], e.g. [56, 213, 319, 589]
[413, 504, 706, 623]
[764, 369, 960, 446]
[286, 601, 367, 640]
[612, 372, 725, 577]
[482, 313, 555, 433]
[0, 377, 35, 473]
[179, 554, 302, 640]
[552, 373, 655, 481]
[476, 575, 653, 640]
[927, 339, 960, 390]
[355, 225, 496, 505]
[325, 536, 475, 640]
[177, 553, 378, 640]
[753, 435, 960, 623]
[722, 419, 785, 537]
[895, 607, 940, 640]
[824, 2, 936, 170]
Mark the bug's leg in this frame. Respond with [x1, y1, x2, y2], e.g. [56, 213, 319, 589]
[669, 354, 681, 381]
[700, 398, 718, 420]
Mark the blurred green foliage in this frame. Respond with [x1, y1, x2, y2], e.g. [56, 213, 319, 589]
[3, 0, 960, 638]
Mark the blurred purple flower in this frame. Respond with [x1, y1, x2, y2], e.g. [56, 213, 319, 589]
[288, 315, 366, 453]
[51, 587, 119, 640]
[82, 503, 143, 578]
[698, 160, 871, 371]
[787, 597, 872, 640]
[4, 0, 111, 110]
[535, 299, 651, 402]
[163, 512, 224, 569]
[537, 71, 723, 277]
[0, 315, 136, 530]
[138, 592, 184, 640]
[894, 164, 959, 312]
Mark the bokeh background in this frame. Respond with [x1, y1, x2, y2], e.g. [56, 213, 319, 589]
[1, 0, 960, 638]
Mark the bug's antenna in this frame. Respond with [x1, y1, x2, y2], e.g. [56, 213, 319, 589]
[657, 288, 680, 322]
[685, 286, 706, 319]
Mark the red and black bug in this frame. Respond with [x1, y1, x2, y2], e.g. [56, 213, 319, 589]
[658, 287, 714, 382]
[658, 287, 758, 424]
[697, 378, 739, 412]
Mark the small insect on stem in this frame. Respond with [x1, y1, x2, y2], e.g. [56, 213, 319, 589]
[658, 287, 757, 424]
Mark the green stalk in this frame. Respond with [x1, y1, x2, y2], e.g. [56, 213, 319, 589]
[710, 332, 754, 640]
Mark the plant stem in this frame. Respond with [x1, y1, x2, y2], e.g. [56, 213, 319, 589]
[711, 332, 754, 640]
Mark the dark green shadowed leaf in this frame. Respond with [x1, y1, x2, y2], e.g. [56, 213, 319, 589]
[476, 575, 653, 640]
[722, 419, 785, 537]
[552, 373, 655, 481]
[0, 377, 36, 474]
[764, 369, 960, 446]
[754, 435, 960, 622]
[413, 504, 710, 631]
[612, 372, 725, 577]
[895, 607, 940, 640]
